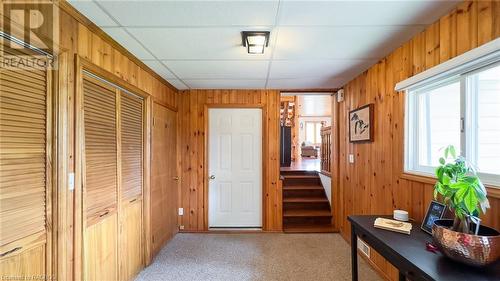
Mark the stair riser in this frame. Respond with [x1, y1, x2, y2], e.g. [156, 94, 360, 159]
[283, 178, 321, 186]
[283, 189, 325, 198]
[283, 202, 330, 210]
[284, 217, 332, 225]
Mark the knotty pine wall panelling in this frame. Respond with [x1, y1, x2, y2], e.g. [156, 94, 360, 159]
[177, 90, 282, 232]
[336, 1, 500, 280]
[54, 3, 180, 280]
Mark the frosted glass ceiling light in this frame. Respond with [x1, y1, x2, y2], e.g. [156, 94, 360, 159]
[242, 31, 270, 54]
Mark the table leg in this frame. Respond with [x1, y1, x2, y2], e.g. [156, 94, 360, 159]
[351, 225, 358, 281]
[398, 271, 406, 281]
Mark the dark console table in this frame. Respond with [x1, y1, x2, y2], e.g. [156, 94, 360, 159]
[348, 215, 500, 281]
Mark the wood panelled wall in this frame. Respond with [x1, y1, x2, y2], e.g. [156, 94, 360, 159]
[335, 1, 500, 280]
[177, 89, 282, 232]
[55, 3, 179, 280]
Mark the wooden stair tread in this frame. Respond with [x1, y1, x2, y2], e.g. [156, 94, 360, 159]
[283, 175, 319, 179]
[283, 185, 323, 190]
[283, 197, 329, 203]
[283, 224, 334, 233]
[283, 209, 332, 217]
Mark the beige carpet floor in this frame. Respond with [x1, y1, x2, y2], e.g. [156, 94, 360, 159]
[135, 233, 382, 281]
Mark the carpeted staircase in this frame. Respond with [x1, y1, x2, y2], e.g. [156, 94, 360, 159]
[282, 170, 333, 233]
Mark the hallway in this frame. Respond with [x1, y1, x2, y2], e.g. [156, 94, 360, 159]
[136, 233, 381, 281]
[280, 158, 321, 172]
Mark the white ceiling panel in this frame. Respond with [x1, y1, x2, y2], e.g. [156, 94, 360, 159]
[102, 27, 154, 60]
[68, 0, 118, 27]
[166, 79, 189, 90]
[164, 60, 270, 79]
[69, 0, 460, 90]
[267, 77, 346, 89]
[142, 60, 177, 79]
[269, 59, 377, 80]
[97, 0, 279, 27]
[279, 1, 459, 26]
[185, 79, 266, 89]
[127, 27, 276, 60]
[274, 25, 424, 60]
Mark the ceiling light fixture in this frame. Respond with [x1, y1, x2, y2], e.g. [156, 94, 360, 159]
[242, 31, 270, 54]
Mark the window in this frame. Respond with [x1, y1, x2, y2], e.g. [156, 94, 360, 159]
[405, 62, 500, 186]
[305, 121, 323, 144]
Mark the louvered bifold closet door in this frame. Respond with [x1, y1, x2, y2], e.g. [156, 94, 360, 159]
[0, 41, 50, 277]
[120, 93, 143, 202]
[119, 92, 144, 280]
[82, 76, 119, 281]
[83, 77, 117, 222]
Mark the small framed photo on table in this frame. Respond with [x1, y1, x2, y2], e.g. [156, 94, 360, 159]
[421, 201, 446, 234]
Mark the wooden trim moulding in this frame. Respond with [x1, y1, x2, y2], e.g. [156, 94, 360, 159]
[77, 56, 151, 99]
[331, 91, 341, 232]
[401, 172, 500, 199]
[203, 104, 267, 231]
[280, 89, 338, 93]
[153, 99, 178, 113]
[58, 1, 178, 93]
[74, 55, 154, 277]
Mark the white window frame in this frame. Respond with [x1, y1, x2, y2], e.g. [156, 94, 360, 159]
[404, 61, 500, 187]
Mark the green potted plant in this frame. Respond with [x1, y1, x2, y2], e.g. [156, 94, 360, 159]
[432, 145, 500, 266]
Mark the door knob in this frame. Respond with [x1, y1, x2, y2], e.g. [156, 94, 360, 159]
[173, 176, 179, 181]
[209, 175, 216, 180]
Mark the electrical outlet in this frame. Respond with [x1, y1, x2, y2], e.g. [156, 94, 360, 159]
[178, 208, 184, 216]
[349, 154, 355, 163]
[179, 225, 184, 230]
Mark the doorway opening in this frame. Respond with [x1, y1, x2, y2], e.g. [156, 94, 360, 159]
[280, 93, 333, 173]
[279, 92, 334, 233]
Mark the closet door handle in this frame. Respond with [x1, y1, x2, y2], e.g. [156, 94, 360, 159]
[173, 176, 179, 181]
[209, 175, 216, 180]
[99, 210, 110, 218]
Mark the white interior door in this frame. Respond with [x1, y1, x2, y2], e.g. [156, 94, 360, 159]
[208, 108, 262, 227]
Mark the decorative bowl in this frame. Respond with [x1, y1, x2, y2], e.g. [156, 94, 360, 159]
[432, 219, 500, 267]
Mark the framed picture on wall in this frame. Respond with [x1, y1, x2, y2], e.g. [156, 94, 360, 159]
[349, 104, 374, 142]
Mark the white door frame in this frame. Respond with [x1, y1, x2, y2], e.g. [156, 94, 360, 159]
[204, 104, 265, 230]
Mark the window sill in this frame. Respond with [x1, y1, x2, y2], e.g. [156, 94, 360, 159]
[400, 172, 500, 200]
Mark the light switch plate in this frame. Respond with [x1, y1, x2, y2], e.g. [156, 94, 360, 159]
[68, 172, 75, 191]
[178, 208, 184, 216]
[349, 154, 355, 163]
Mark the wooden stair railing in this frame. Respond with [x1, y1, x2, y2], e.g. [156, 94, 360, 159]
[320, 126, 332, 176]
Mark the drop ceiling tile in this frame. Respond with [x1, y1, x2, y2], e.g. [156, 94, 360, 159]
[267, 77, 346, 89]
[269, 59, 377, 80]
[97, 0, 279, 27]
[166, 79, 189, 90]
[164, 60, 269, 80]
[142, 60, 176, 79]
[128, 27, 275, 60]
[184, 79, 266, 89]
[102, 27, 154, 60]
[274, 25, 424, 60]
[279, 1, 459, 26]
[68, 0, 118, 27]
